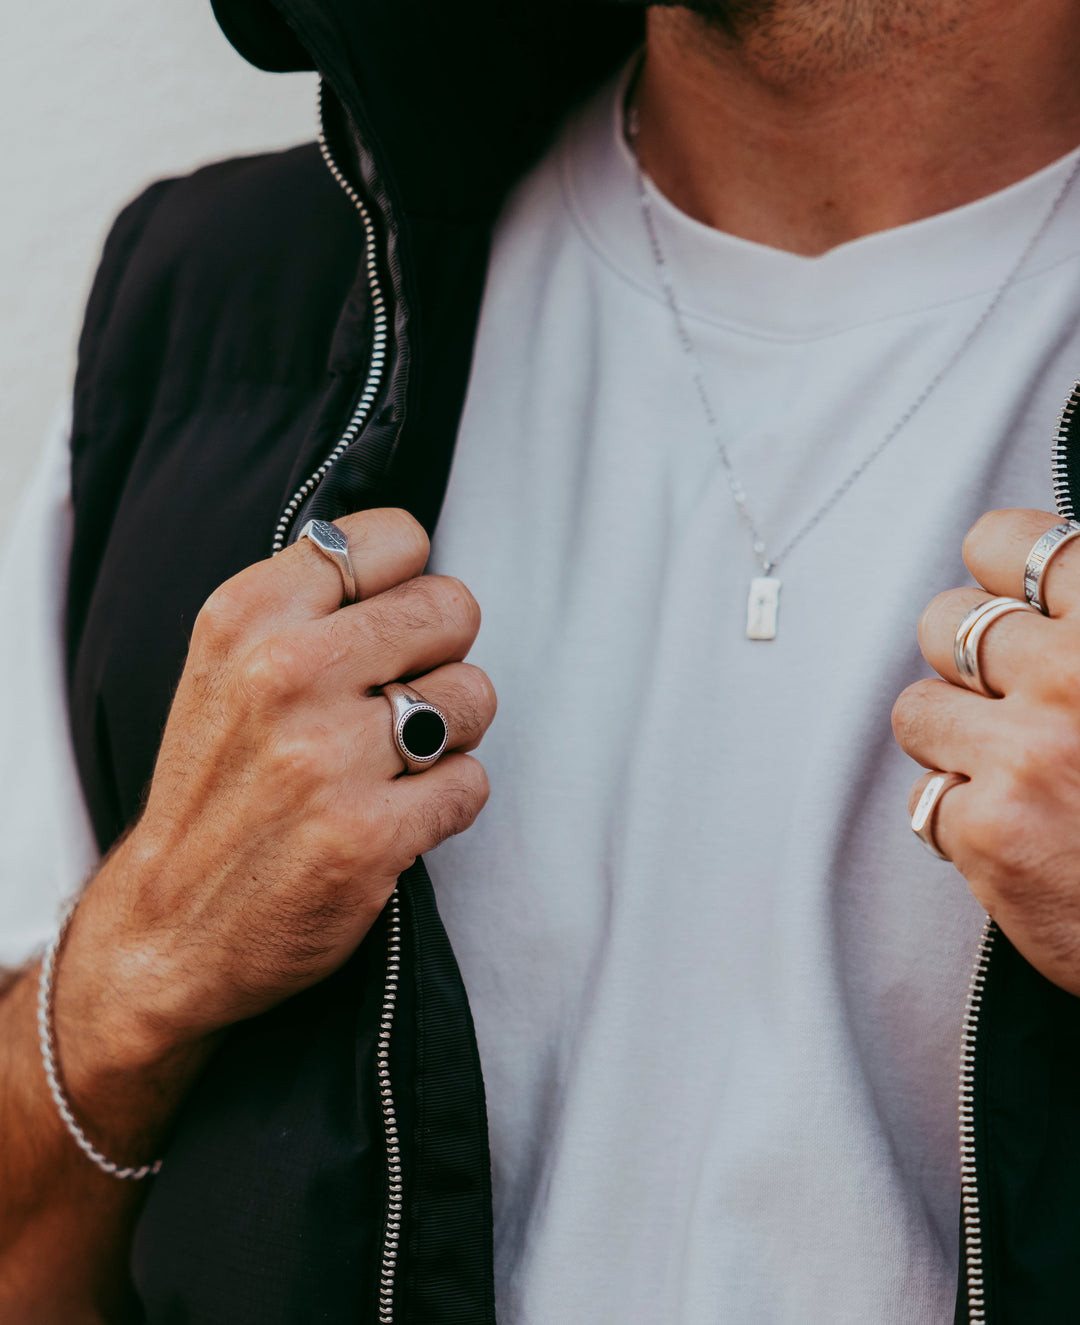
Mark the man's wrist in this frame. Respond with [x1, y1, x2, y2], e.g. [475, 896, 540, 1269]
[45, 861, 215, 1170]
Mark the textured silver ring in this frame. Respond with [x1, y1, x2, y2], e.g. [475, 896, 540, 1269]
[382, 683, 449, 774]
[1023, 520, 1080, 614]
[952, 596, 1037, 698]
[911, 771, 968, 862]
[297, 519, 358, 606]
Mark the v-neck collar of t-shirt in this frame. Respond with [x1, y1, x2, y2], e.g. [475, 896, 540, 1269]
[560, 62, 1080, 343]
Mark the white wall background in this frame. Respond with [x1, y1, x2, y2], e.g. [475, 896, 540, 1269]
[1, 2, 317, 526]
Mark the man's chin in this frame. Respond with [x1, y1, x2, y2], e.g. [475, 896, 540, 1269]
[644, 0, 777, 39]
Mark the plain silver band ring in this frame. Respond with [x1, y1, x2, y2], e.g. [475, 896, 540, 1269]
[297, 519, 358, 606]
[1023, 520, 1080, 613]
[952, 596, 1038, 698]
[911, 771, 968, 862]
[382, 683, 449, 775]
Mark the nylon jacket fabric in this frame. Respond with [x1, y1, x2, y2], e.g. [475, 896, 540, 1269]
[63, 1, 1080, 1320]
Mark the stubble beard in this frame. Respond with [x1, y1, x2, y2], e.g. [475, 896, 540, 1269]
[651, 0, 958, 82]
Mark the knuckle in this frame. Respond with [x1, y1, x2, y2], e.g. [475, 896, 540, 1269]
[461, 664, 498, 722]
[311, 806, 374, 875]
[341, 507, 430, 574]
[357, 572, 482, 659]
[444, 666, 497, 735]
[962, 511, 997, 564]
[891, 680, 934, 741]
[235, 635, 310, 706]
[268, 729, 336, 788]
[427, 576, 482, 638]
[442, 686, 483, 740]
[429, 761, 490, 840]
[380, 507, 431, 566]
[367, 578, 442, 641]
[196, 579, 250, 649]
[917, 591, 959, 647]
[429, 793, 473, 842]
[373, 575, 481, 646]
[467, 757, 492, 807]
[890, 692, 914, 740]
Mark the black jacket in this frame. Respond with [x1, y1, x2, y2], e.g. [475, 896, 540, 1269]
[64, 2, 1080, 1321]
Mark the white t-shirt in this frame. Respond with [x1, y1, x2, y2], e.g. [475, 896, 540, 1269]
[423, 72, 1080, 1323]
[0, 405, 97, 968]
[4, 68, 1080, 1325]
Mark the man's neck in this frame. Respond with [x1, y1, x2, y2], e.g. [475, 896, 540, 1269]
[637, 1, 1080, 256]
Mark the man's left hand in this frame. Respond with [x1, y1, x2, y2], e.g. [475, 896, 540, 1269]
[893, 508, 1080, 997]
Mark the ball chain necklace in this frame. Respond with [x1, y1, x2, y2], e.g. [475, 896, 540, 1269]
[626, 104, 1080, 640]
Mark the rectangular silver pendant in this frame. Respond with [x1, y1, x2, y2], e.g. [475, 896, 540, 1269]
[746, 576, 781, 640]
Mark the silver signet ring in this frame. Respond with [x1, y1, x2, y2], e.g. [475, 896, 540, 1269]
[382, 683, 449, 774]
[297, 519, 358, 606]
[911, 771, 968, 862]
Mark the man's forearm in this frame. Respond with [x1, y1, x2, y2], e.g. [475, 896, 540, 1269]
[0, 948, 209, 1323]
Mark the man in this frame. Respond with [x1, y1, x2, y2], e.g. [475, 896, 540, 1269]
[3, 0, 1080, 1319]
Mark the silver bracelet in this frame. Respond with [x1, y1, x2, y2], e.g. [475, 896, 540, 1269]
[36, 899, 163, 1181]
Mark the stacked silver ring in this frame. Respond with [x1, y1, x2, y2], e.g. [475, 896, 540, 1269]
[952, 596, 1037, 697]
[1023, 519, 1080, 613]
[911, 521, 1079, 861]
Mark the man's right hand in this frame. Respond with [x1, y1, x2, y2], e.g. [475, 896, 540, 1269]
[54, 506, 495, 1153]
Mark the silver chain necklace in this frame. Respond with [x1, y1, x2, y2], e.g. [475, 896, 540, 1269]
[627, 105, 1080, 640]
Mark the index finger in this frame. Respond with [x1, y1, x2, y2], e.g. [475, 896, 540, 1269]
[962, 508, 1080, 615]
[208, 508, 431, 637]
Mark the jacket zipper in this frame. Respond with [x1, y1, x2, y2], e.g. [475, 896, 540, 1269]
[270, 83, 390, 555]
[276, 84, 402, 1321]
[377, 891, 404, 1323]
[1051, 380, 1080, 521]
[958, 379, 1080, 1323]
[958, 917, 995, 1323]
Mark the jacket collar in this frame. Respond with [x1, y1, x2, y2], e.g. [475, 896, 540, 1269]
[211, 0, 643, 222]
